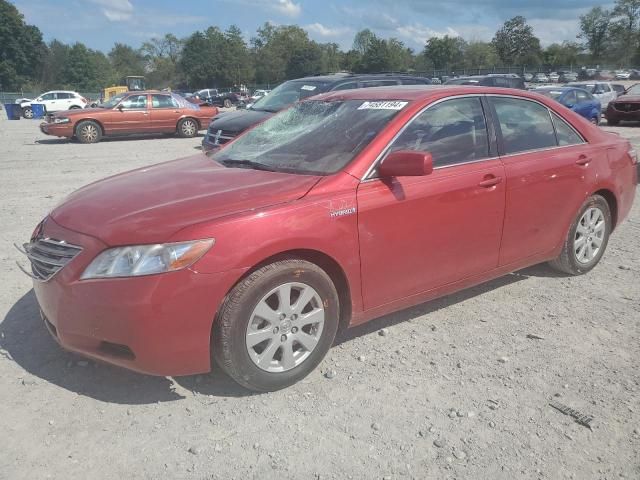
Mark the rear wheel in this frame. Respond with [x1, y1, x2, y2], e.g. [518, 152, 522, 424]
[69, 105, 81, 110]
[75, 120, 102, 144]
[213, 259, 340, 392]
[590, 116, 599, 125]
[223, 98, 232, 109]
[22, 107, 33, 119]
[178, 118, 198, 138]
[549, 194, 611, 275]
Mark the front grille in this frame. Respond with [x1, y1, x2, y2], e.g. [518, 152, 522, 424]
[613, 103, 640, 112]
[207, 128, 237, 145]
[23, 237, 82, 281]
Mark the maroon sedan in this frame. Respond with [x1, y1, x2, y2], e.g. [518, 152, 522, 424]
[606, 83, 640, 125]
[19, 86, 638, 391]
[39, 91, 218, 143]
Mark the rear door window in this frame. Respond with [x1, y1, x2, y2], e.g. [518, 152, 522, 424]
[332, 82, 358, 91]
[491, 97, 557, 155]
[152, 94, 179, 108]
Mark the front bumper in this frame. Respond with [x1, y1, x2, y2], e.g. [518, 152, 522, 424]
[24, 217, 244, 376]
[40, 121, 73, 137]
[606, 107, 640, 122]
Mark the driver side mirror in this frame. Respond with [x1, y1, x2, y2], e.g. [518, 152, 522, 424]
[117, 104, 124, 111]
[379, 150, 433, 177]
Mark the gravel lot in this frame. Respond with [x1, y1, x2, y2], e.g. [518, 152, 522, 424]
[0, 113, 638, 480]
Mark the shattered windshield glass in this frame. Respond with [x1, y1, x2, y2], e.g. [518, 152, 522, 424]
[212, 99, 408, 175]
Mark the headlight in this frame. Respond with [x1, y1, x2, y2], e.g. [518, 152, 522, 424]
[80, 239, 214, 279]
[53, 117, 70, 124]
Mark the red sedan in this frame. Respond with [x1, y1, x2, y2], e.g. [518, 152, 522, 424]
[39, 91, 218, 143]
[19, 86, 638, 391]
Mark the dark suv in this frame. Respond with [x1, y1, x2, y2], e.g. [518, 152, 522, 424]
[202, 73, 431, 151]
[444, 74, 526, 89]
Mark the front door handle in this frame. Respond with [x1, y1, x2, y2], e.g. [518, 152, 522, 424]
[478, 176, 502, 188]
[576, 155, 591, 166]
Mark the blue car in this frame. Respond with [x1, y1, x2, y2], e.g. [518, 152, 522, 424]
[533, 87, 601, 124]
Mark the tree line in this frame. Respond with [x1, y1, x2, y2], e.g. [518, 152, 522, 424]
[1, 0, 639, 93]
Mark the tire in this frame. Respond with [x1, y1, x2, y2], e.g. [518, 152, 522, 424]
[75, 120, 102, 144]
[178, 117, 198, 138]
[223, 98, 232, 109]
[607, 118, 620, 126]
[22, 107, 33, 119]
[69, 105, 81, 109]
[590, 115, 599, 126]
[549, 194, 612, 275]
[213, 259, 340, 392]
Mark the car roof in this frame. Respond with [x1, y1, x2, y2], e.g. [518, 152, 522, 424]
[288, 73, 431, 84]
[314, 85, 546, 103]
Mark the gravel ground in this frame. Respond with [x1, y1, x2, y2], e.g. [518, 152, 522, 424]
[0, 113, 638, 480]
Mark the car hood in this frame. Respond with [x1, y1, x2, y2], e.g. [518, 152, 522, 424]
[53, 107, 105, 117]
[209, 108, 274, 133]
[615, 95, 640, 102]
[51, 154, 321, 245]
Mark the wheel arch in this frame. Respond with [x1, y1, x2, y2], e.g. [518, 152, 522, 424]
[592, 188, 618, 230]
[211, 248, 353, 344]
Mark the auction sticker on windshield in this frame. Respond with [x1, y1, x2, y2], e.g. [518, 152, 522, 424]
[358, 101, 408, 110]
[300, 85, 317, 91]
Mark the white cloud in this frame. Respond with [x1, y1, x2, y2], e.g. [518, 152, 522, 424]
[305, 23, 352, 38]
[395, 24, 460, 46]
[89, 0, 133, 22]
[528, 18, 581, 46]
[273, 0, 301, 17]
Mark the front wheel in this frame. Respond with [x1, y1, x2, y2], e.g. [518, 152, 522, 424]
[22, 107, 33, 119]
[213, 259, 340, 392]
[549, 194, 612, 275]
[178, 118, 198, 138]
[590, 115, 599, 126]
[223, 98, 232, 108]
[75, 120, 102, 144]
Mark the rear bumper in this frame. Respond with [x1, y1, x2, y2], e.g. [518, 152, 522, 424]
[28, 217, 245, 376]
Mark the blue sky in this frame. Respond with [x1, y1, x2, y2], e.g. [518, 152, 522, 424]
[12, 0, 614, 52]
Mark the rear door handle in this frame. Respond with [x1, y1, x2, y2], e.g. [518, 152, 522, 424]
[478, 176, 502, 188]
[576, 155, 591, 166]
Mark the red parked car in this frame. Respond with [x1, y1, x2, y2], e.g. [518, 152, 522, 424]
[19, 86, 638, 391]
[606, 83, 640, 125]
[39, 91, 218, 143]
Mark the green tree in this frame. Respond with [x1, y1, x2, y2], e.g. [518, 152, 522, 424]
[578, 7, 612, 62]
[463, 41, 498, 69]
[108, 43, 145, 79]
[141, 34, 184, 88]
[492, 16, 542, 65]
[543, 42, 581, 67]
[221, 26, 254, 86]
[180, 27, 226, 88]
[423, 35, 467, 70]
[0, 0, 46, 90]
[39, 40, 69, 89]
[610, 0, 640, 65]
[60, 43, 114, 91]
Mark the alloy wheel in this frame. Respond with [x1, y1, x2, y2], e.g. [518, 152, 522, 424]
[23, 108, 33, 119]
[81, 124, 98, 143]
[182, 120, 196, 136]
[245, 282, 325, 373]
[574, 207, 605, 264]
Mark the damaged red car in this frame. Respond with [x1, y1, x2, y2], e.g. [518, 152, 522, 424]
[20, 86, 638, 391]
[39, 91, 218, 143]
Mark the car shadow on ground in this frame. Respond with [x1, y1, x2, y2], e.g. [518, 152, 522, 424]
[0, 264, 563, 404]
[33, 133, 205, 145]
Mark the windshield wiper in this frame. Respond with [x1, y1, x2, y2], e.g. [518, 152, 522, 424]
[219, 159, 277, 172]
